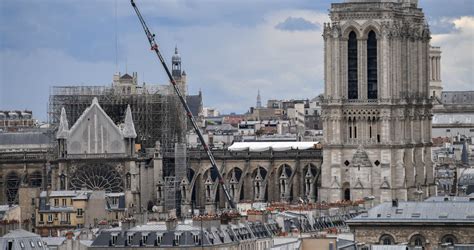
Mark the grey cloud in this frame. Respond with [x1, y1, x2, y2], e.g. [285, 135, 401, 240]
[275, 17, 319, 31]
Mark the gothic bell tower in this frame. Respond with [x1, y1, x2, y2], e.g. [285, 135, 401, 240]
[320, 0, 434, 204]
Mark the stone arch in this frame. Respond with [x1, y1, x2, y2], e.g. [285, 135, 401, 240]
[440, 234, 458, 245]
[6, 171, 20, 204]
[379, 233, 396, 245]
[409, 234, 427, 247]
[191, 173, 202, 208]
[341, 21, 362, 39]
[28, 170, 43, 188]
[360, 21, 381, 39]
[187, 168, 195, 183]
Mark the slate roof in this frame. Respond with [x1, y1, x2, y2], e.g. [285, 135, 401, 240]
[0, 229, 47, 250]
[0, 131, 51, 145]
[348, 201, 474, 224]
[441, 91, 474, 105]
[90, 221, 275, 248]
[120, 73, 133, 80]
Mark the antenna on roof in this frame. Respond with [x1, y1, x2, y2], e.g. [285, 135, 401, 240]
[114, 0, 119, 72]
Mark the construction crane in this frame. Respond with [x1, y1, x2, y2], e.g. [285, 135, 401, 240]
[130, 0, 236, 210]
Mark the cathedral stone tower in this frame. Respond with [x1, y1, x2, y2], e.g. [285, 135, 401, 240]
[320, 0, 434, 204]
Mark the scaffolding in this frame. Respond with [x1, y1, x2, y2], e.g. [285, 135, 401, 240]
[48, 84, 183, 150]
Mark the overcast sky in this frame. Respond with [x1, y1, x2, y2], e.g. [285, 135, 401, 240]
[1, 0, 473, 121]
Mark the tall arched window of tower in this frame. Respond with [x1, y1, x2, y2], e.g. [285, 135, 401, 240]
[348, 31, 358, 99]
[367, 30, 378, 99]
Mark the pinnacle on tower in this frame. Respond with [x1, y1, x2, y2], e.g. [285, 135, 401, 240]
[123, 105, 137, 139]
[56, 107, 69, 139]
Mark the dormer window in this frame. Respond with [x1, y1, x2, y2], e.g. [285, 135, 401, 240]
[157, 235, 163, 244]
[174, 234, 181, 246]
[193, 234, 199, 244]
[111, 235, 117, 245]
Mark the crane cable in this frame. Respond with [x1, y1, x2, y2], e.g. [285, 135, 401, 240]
[130, 0, 236, 210]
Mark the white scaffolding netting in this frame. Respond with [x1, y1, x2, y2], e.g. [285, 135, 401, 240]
[228, 142, 319, 152]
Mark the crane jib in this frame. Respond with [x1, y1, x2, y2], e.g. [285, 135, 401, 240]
[130, 0, 236, 210]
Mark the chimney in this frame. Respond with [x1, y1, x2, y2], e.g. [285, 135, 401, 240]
[392, 199, 398, 207]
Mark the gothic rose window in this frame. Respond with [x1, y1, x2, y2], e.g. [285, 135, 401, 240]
[70, 164, 124, 192]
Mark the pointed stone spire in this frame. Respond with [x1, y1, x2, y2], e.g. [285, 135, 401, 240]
[56, 107, 69, 139]
[256, 90, 262, 109]
[122, 105, 137, 138]
[92, 97, 99, 105]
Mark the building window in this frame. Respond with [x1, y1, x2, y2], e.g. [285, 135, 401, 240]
[380, 234, 395, 245]
[111, 235, 117, 245]
[127, 235, 133, 245]
[39, 214, 44, 222]
[354, 126, 357, 138]
[409, 234, 425, 247]
[348, 31, 358, 99]
[62, 199, 67, 207]
[446, 129, 451, 132]
[47, 214, 53, 222]
[367, 30, 378, 99]
[441, 235, 457, 245]
[157, 235, 163, 244]
[54, 199, 59, 207]
[175, 234, 181, 246]
[31, 198, 35, 206]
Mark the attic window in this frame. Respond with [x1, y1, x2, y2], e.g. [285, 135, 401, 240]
[411, 213, 421, 218]
[174, 234, 181, 246]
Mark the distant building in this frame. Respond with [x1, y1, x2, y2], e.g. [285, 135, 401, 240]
[0, 229, 47, 250]
[0, 205, 21, 236]
[429, 46, 443, 99]
[90, 220, 277, 249]
[0, 110, 35, 132]
[432, 91, 474, 139]
[35, 190, 126, 237]
[347, 200, 474, 249]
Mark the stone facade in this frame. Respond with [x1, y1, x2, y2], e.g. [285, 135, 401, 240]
[183, 150, 322, 215]
[54, 98, 160, 212]
[352, 225, 474, 248]
[348, 200, 474, 248]
[429, 46, 442, 99]
[320, 0, 435, 204]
